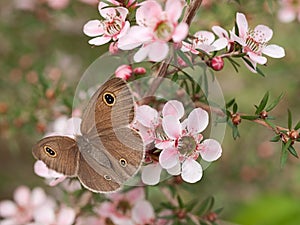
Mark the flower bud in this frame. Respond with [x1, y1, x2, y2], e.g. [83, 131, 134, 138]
[289, 130, 299, 140]
[232, 113, 241, 125]
[133, 67, 146, 75]
[210, 56, 224, 71]
[259, 110, 268, 119]
[115, 64, 133, 80]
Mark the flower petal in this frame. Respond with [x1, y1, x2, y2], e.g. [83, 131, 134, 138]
[172, 22, 188, 42]
[162, 100, 184, 119]
[99, 2, 116, 19]
[0, 201, 17, 217]
[212, 37, 228, 51]
[14, 186, 30, 207]
[262, 44, 285, 58]
[142, 163, 162, 185]
[248, 52, 267, 65]
[194, 31, 215, 45]
[181, 158, 203, 183]
[159, 148, 179, 169]
[165, 0, 184, 22]
[167, 161, 181, 175]
[83, 20, 104, 37]
[88, 36, 111, 46]
[31, 187, 47, 207]
[236, 12, 248, 37]
[162, 115, 182, 139]
[200, 139, 222, 162]
[254, 25, 273, 42]
[148, 42, 169, 62]
[212, 25, 229, 39]
[132, 200, 155, 224]
[134, 45, 151, 62]
[136, 105, 158, 127]
[33, 204, 55, 224]
[187, 108, 209, 134]
[136, 0, 162, 27]
[57, 206, 76, 225]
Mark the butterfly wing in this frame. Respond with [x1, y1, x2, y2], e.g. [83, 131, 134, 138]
[79, 77, 144, 191]
[32, 136, 79, 176]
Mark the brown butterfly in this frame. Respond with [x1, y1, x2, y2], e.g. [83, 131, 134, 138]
[32, 77, 144, 193]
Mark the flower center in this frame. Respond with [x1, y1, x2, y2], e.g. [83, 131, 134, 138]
[102, 17, 123, 37]
[194, 34, 208, 45]
[155, 21, 173, 41]
[155, 124, 168, 141]
[117, 200, 131, 214]
[245, 30, 266, 53]
[178, 136, 197, 156]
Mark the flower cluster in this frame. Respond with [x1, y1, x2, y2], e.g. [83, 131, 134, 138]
[0, 186, 75, 225]
[133, 100, 222, 185]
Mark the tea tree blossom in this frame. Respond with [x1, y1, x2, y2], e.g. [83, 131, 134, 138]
[83, 2, 130, 46]
[231, 12, 285, 70]
[135, 100, 222, 184]
[118, 0, 188, 62]
[277, 0, 300, 23]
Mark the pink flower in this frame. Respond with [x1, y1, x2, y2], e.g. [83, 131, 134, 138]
[83, 2, 130, 46]
[118, 0, 188, 62]
[231, 12, 285, 70]
[106, 0, 137, 8]
[212, 25, 235, 51]
[277, 0, 300, 23]
[47, 0, 70, 10]
[182, 30, 228, 54]
[137, 100, 222, 184]
[115, 64, 133, 80]
[0, 186, 54, 225]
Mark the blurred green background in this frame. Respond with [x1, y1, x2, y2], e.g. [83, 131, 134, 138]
[1, 0, 300, 224]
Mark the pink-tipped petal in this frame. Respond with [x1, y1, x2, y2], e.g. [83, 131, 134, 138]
[212, 37, 228, 51]
[262, 44, 285, 58]
[187, 108, 209, 134]
[88, 36, 111, 46]
[200, 139, 222, 162]
[159, 148, 179, 169]
[236, 12, 248, 37]
[148, 42, 169, 62]
[136, 105, 158, 127]
[165, 0, 185, 22]
[162, 100, 184, 119]
[248, 52, 267, 65]
[181, 158, 203, 183]
[83, 20, 104, 37]
[0, 201, 17, 217]
[172, 22, 188, 43]
[99, 2, 116, 19]
[142, 163, 162, 185]
[162, 115, 182, 139]
[254, 25, 273, 42]
[132, 200, 155, 224]
[116, 6, 129, 20]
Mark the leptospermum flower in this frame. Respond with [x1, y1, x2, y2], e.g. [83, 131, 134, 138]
[83, 2, 130, 46]
[135, 100, 222, 184]
[231, 12, 285, 71]
[182, 30, 228, 55]
[0, 186, 55, 225]
[277, 0, 300, 23]
[118, 0, 188, 62]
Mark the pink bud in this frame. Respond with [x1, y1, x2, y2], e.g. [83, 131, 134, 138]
[115, 64, 133, 80]
[133, 67, 146, 75]
[210, 56, 224, 71]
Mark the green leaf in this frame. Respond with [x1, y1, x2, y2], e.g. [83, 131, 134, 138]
[266, 93, 284, 112]
[225, 57, 240, 73]
[196, 196, 215, 216]
[270, 135, 281, 142]
[294, 120, 300, 130]
[176, 50, 194, 68]
[288, 145, 298, 158]
[281, 139, 292, 168]
[240, 115, 259, 120]
[177, 195, 184, 209]
[226, 98, 235, 108]
[256, 66, 266, 77]
[232, 125, 240, 140]
[233, 103, 238, 114]
[172, 72, 178, 82]
[255, 92, 269, 114]
[288, 109, 292, 130]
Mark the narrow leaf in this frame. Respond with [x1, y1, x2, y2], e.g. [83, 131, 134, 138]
[294, 120, 300, 130]
[270, 135, 280, 142]
[240, 115, 259, 120]
[232, 125, 240, 139]
[288, 145, 298, 158]
[176, 50, 194, 68]
[255, 92, 269, 114]
[233, 103, 238, 114]
[226, 99, 235, 108]
[281, 139, 292, 168]
[266, 93, 284, 112]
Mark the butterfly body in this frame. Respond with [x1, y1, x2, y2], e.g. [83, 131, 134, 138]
[32, 77, 144, 193]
